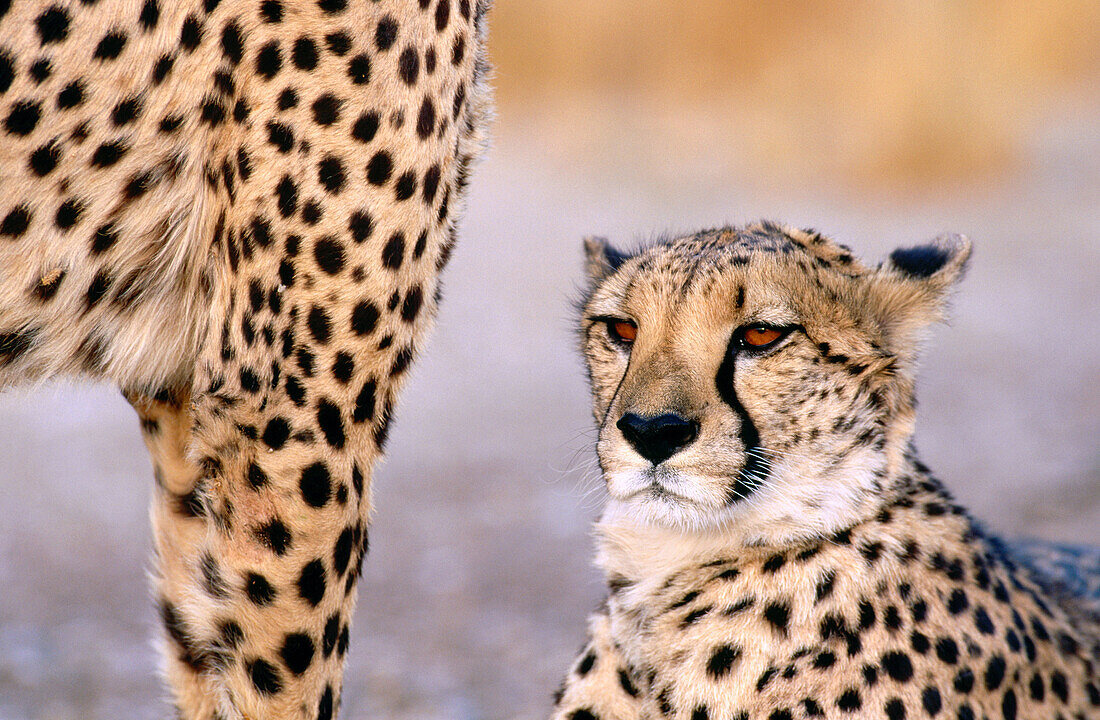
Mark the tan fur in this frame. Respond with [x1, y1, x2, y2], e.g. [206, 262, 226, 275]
[552, 223, 1099, 720]
[0, 1, 491, 717]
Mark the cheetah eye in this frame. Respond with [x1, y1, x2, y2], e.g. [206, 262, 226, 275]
[738, 324, 789, 350]
[605, 319, 637, 345]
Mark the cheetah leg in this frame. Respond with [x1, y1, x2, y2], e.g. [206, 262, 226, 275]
[552, 610, 645, 720]
[128, 391, 222, 719]
[130, 384, 372, 720]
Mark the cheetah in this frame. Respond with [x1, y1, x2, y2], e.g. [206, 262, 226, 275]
[0, 0, 490, 717]
[551, 223, 1100, 720]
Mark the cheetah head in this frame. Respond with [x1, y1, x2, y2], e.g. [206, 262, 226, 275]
[580, 222, 969, 545]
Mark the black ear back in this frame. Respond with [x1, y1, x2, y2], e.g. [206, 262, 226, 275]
[584, 236, 631, 282]
[888, 245, 953, 278]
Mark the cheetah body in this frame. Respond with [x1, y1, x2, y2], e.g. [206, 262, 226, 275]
[0, 0, 490, 717]
[553, 224, 1099, 720]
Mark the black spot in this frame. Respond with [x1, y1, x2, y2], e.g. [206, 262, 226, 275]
[398, 47, 419, 84]
[881, 651, 913, 681]
[262, 417, 290, 449]
[111, 96, 143, 126]
[297, 559, 326, 606]
[1, 205, 32, 237]
[1050, 670, 1068, 702]
[36, 6, 70, 44]
[33, 269, 65, 301]
[763, 601, 790, 633]
[375, 16, 398, 50]
[401, 287, 423, 322]
[260, 0, 283, 22]
[245, 572, 276, 605]
[139, 0, 160, 30]
[5, 100, 41, 136]
[889, 244, 954, 278]
[984, 655, 1006, 690]
[247, 461, 268, 489]
[423, 164, 441, 203]
[348, 53, 370, 84]
[247, 658, 282, 695]
[57, 79, 85, 109]
[279, 632, 315, 676]
[352, 112, 379, 143]
[921, 687, 942, 716]
[435, 0, 451, 30]
[382, 232, 404, 269]
[219, 21, 244, 65]
[255, 518, 292, 555]
[884, 699, 905, 720]
[217, 620, 243, 649]
[706, 644, 741, 678]
[394, 171, 416, 200]
[837, 688, 861, 712]
[85, 271, 112, 309]
[94, 31, 128, 60]
[152, 54, 174, 84]
[317, 684, 334, 720]
[313, 237, 345, 275]
[256, 40, 282, 79]
[935, 637, 958, 664]
[333, 527, 353, 575]
[316, 400, 345, 449]
[353, 379, 376, 423]
[946, 588, 969, 614]
[349, 210, 373, 243]
[325, 31, 351, 55]
[300, 462, 331, 508]
[0, 51, 11, 94]
[292, 37, 318, 70]
[307, 306, 332, 344]
[318, 155, 345, 193]
[367, 151, 393, 184]
[29, 58, 51, 83]
[276, 175, 298, 217]
[954, 668, 975, 693]
[311, 93, 341, 125]
[322, 613, 340, 657]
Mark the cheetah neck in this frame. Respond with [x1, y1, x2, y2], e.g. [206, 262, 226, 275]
[595, 457, 947, 608]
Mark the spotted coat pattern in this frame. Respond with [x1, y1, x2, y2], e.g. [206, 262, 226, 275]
[551, 224, 1099, 720]
[0, 0, 490, 717]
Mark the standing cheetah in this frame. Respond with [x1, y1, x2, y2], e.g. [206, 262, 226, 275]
[0, 0, 490, 717]
[551, 223, 1099, 720]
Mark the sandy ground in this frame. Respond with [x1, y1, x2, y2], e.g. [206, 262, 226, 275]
[1, 99, 1098, 718]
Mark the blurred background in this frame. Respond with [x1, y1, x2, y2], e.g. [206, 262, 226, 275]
[1, 1, 1098, 718]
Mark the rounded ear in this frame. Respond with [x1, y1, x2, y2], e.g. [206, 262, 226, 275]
[867, 234, 972, 357]
[884, 233, 971, 287]
[584, 236, 629, 283]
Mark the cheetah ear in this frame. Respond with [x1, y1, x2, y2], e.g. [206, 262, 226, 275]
[884, 233, 971, 287]
[584, 236, 630, 283]
[869, 234, 971, 348]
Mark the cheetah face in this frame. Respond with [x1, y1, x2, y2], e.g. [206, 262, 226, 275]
[580, 223, 969, 545]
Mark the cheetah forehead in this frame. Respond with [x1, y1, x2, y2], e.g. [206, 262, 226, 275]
[586, 222, 875, 324]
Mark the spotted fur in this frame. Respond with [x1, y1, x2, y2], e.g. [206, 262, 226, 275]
[0, 0, 490, 717]
[552, 223, 1099, 720]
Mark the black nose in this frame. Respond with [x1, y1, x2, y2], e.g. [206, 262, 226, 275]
[616, 412, 699, 465]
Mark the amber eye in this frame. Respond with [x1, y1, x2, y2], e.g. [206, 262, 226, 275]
[741, 325, 785, 348]
[606, 319, 637, 344]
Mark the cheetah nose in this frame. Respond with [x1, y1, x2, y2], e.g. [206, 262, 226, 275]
[616, 412, 699, 466]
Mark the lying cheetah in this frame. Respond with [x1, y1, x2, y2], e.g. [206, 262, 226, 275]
[551, 223, 1099, 720]
[0, 0, 489, 717]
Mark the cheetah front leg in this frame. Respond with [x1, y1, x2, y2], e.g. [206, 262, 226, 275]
[130, 385, 373, 719]
[128, 390, 223, 718]
[552, 610, 646, 720]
